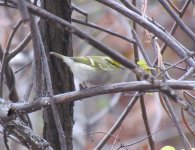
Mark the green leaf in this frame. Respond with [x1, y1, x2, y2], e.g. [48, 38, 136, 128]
[161, 144, 195, 150]
[137, 60, 155, 74]
[160, 146, 176, 150]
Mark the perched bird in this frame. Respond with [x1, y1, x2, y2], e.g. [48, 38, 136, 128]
[50, 52, 125, 86]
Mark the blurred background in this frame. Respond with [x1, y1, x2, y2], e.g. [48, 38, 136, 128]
[0, 0, 195, 149]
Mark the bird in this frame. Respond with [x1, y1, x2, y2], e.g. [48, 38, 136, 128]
[50, 52, 125, 87]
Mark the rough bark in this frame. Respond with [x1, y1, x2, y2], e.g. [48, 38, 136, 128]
[40, 0, 74, 149]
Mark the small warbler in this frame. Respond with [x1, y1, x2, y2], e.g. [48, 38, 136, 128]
[50, 52, 125, 86]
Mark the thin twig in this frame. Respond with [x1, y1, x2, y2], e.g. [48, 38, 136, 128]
[87, 131, 128, 150]
[88, 93, 122, 127]
[7, 33, 31, 62]
[131, 29, 156, 75]
[95, 93, 141, 149]
[122, 120, 195, 148]
[161, 94, 191, 150]
[154, 0, 191, 64]
[132, 11, 155, 149]
[72, 18, 136, 44]
[6, 19, 22, 51]
[164, 62, 187, 71]
[3, 129, 10, 150]
[14, 61, 32, 74]
[120, 0, 140, 14]
[182, 91, 195, 136]
[167, 0, 181, 14]
[0, 19, 23, 97]
[121, 127, 162, 149]
[178, 67, 195, 81]
[155, 53, 195, 79]
[29, 14, 66, 149]
[0, 44, 4, 97]
[22, 60, 34, 102]
[0, 1, 16, 8]
[16, 0, 29, 21]
[140, 0, 148, 17]
[181, 109, 195, 137]
[152, 37, 172, 80]
[181, 91, 195, 136]
[159, 0, 195, 41]
[71, 3, 88, 21]
[111, 127, 122, 150]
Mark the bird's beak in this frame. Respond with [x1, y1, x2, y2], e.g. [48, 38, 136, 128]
[50, 52, 65, 61]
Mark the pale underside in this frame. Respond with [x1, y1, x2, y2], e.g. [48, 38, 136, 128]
[72, 62, 124, 85]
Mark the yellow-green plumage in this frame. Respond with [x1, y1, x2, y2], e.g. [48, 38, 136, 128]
[50, 52, 124, 85]
[72, 56, 124, 71]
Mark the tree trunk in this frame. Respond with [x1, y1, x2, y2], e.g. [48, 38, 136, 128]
[40, 0, 74, 149]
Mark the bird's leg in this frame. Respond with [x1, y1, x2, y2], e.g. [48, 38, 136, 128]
[79, 82, 88, 90]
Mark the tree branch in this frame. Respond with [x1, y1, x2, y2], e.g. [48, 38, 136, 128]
[2, 80, 194, 119]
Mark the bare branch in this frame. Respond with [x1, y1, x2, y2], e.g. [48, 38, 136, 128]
[0, 99, 53, 149]
[154, 0, 191, 63]
[3, 80, 195, 118]
[159, 0, 195, 42]
[29, 14, 66, 149]
[71, 3, 88, 21]
[95, 0, 195, 67]
[4, 1, 194, 116]
[72, 18, 136, 44]
[15, 0, 29, 21]
[161, 94, 191, 150]
[7, 33, 31, 62]
[5, 19, 22, 51]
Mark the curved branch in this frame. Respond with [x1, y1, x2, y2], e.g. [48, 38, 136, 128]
[72, 18, 136, 44]
[159, 0, 195, 42]
[95, 0, 195, 67]
[1, 80, 194, 119]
